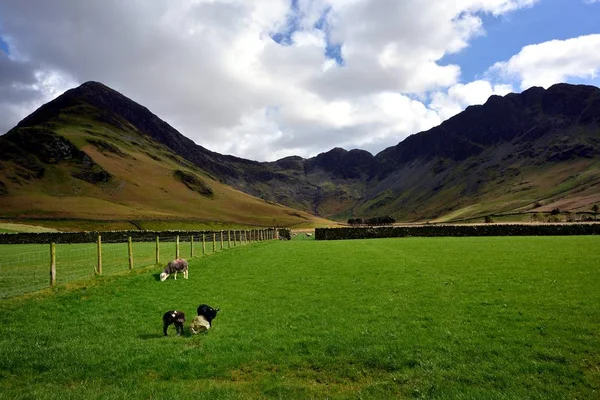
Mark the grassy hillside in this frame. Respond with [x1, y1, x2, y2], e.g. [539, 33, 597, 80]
[0, 101, 333, 231]
[3, 81, 600, 227]
[0, 223, 59, 233]
[1, 237, 598, 398]
[354, 142, 600, 223]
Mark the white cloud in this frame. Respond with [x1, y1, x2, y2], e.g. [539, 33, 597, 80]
[430, 81, 514, 121]
[0, 0, 553, 161]
[490, 34, 600, 90]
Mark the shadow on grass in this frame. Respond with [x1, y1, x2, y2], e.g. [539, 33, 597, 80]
[138, 333, 164, 340]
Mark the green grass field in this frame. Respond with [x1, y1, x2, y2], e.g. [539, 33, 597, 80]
[0, 237, 599, 399]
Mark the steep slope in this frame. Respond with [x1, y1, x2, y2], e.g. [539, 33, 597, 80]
[2, 81, 599, 225]
[366, 84, 600, 221]
[0, 83, 332, 230]
[6, 81, 370, 219]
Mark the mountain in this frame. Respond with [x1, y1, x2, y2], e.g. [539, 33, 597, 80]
[0, 82, 333, 231]
[1, 81, 600, 229]
[368, 83, 600, 221]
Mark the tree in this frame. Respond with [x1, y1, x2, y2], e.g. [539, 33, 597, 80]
[484, 216, 494, 224]
[592, 204, 599, 221]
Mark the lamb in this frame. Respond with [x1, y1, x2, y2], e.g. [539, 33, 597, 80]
[162, 310, 186, 336]
[190, 304, 220, 334]
[160, 258, 188, 281]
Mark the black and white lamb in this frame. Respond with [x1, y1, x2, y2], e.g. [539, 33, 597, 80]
[162, 310, 186, 336]
[160, 258, 188, 281]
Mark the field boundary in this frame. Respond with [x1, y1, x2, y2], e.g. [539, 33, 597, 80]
[315, 223, 600, 240]
[1, 228, 289, 299]
[0, 228, 291, 244]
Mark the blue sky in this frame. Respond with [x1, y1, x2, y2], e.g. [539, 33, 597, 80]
[443, 0, 600, 84]
[0, 34, 8, 54]
[1, 1, 600, 161]
[271, 1, 344, 65]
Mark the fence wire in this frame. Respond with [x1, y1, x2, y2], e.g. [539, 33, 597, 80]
[0, 230, 275, 299]
[0, 244, 49, 298]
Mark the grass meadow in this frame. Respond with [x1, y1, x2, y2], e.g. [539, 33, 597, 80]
[0, 236, 599, 399]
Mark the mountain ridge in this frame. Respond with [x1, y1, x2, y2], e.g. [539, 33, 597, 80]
[2, 80, 600, 227]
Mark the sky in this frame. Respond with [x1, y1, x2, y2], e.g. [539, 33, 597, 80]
[1, 1, 600, 162]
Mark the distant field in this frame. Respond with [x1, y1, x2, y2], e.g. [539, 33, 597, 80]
[0, 219, 333, 233]
[0, 223, 59, 233]
[0, 237, 599, 399]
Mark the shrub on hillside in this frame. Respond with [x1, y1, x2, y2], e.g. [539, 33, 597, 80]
[173, 170, 213, 197]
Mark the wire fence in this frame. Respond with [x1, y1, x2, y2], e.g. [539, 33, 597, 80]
[0, 229, 275, 299]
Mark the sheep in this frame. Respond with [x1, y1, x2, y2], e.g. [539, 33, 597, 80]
[190, 304, 219, 334]
[162, 310, 185, 336]
[160, 258, 188, 281]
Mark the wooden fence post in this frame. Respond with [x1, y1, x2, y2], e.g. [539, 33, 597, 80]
[128, 236, 133, 270]
[220, 231, 224, 250]
[228, 231, 231, 248]
[191, 236, 194, 258]
[156, 236, 160, 265]
[97, 235, 102, 275]
[213, 233, 216, 253]
[50, 242, 56, 287]
[202, 234, 206, 255]
[176, 235, 180, 259]
[233, 230, 237, 247]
